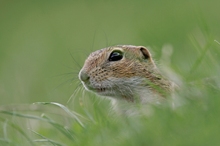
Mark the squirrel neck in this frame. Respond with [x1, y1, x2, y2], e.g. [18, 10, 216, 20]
[143, 68, 172, 98]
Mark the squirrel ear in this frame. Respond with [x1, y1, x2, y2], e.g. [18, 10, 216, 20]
[140, 47, 151, 60]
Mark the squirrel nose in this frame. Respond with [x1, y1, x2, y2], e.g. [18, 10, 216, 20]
[79, 70, 90, 82]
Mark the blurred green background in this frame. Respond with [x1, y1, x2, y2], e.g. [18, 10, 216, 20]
[0, 0, 219, 105]
[1, 1, 220, 146]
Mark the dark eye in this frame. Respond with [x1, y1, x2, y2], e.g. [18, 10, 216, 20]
[108, 50, 123, 61]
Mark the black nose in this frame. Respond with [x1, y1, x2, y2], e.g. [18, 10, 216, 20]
[79, 70, 90, 82]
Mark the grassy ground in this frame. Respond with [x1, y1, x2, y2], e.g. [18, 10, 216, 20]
[0, 1, 220, 145]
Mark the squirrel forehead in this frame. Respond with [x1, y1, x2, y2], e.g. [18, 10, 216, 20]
[82, 45, 149, 71]
[89, 45, 143, 57]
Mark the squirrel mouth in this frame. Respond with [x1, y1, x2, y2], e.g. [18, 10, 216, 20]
[95, 88, 106, 93]
[82, 82, 111, 95]
[83, 84, 107, 93]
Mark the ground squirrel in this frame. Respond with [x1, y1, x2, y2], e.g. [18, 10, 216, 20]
[79, 45, 175, 104]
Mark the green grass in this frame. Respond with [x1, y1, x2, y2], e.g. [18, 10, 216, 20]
[1, 1, 220, 146]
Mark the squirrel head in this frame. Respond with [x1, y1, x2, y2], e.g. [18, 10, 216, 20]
[79, 45, 170, 103]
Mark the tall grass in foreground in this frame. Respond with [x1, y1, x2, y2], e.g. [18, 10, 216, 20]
[0, 35, 220, 146]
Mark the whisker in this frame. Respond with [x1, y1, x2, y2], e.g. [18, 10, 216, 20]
[69, 77, 81, 83]
[81, 86, 88, 107]
[91, 30, 97, 52]
[67, 81, 82, 104]
[61, 63, 76, 70]
[52, 77, 77, 91]
[53, 72, 79, 78]
[103, 30, 110, 48]
[68, 49, 82, 70]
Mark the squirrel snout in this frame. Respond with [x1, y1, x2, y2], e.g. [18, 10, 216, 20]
[79, 70, 90, 82]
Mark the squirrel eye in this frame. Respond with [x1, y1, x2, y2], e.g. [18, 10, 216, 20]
[108, 51, 123, 61]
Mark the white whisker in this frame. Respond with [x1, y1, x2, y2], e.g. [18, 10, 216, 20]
[67, 82, 82, 104]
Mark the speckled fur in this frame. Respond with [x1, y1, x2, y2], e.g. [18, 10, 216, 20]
[79, 45, 173, 103]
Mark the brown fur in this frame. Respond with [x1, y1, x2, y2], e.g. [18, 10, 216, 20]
[79, 45, 173, 103]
